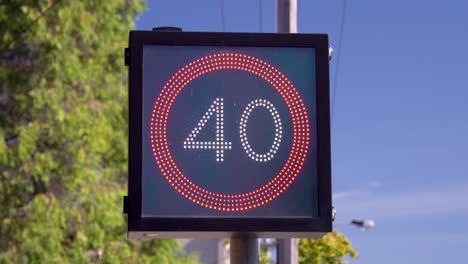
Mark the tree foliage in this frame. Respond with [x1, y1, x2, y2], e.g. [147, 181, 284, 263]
[258, 231, 357, 264]
[0, 1, 197, 263]
[299, 230, 358, 264]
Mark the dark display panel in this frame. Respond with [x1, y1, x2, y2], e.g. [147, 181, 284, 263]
[142, 46, 317, 218]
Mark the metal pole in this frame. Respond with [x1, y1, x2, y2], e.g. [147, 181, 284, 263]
[277, 1, 298, 262]
[230, 237, 259, 264]
[277, 239, 298, 264]
[276, 0, 297, 33]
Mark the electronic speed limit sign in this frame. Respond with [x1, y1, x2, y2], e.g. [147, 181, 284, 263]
[125, 31, 332, 238]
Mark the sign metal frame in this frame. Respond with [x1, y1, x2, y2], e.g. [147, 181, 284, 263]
[126, 31, 332, 238]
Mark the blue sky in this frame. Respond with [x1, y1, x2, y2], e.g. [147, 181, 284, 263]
[136, 0, 468, 263]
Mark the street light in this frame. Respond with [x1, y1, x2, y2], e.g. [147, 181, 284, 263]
[333, 207, 375, 230]
[350, 219, 375, 230]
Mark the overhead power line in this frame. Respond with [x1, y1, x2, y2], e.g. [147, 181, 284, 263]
[331, 0, 348, 123]
[258, 0, 263, 32]
[220, 0, 226, 31]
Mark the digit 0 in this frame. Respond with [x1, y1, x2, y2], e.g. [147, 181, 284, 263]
[239, 99, 282, 162]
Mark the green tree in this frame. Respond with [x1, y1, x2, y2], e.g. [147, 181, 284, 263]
[299, 230, 358, 264]
[257, 231, 357, 264]
[0, 1, 198, 263]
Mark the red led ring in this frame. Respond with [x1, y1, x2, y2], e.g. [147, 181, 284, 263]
[150, 52, 311, 211]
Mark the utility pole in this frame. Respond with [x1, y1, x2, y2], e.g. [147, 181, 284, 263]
[230, 237, 259, 264]
[276, 1, 299, 263]
[277, 0, 297, 33]
[229, 2, 298, 263]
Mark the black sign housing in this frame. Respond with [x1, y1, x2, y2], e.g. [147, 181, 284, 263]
[125, 31, 332, 238]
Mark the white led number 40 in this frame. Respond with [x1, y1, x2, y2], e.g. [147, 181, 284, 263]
[183, 98, 283, 162]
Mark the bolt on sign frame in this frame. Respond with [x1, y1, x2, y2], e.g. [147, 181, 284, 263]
[124, 31, 332, 239]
